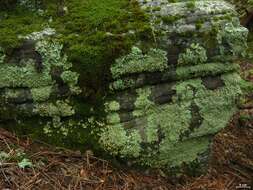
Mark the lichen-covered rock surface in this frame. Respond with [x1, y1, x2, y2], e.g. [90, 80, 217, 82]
[103, 0, 248, 168]
[0, 0, 248, 170]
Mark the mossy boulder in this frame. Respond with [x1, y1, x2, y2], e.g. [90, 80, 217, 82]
[0, 0, 248, 170]
[103, 0, 248, 169]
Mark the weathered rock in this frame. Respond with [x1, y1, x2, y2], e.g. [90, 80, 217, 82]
[0, 0, 248, 171]
[101, 0, 248, 169]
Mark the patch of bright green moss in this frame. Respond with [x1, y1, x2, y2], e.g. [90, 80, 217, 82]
[0, 8, 45, 49]
[161, 15, 183, 24]
[50, 0, 153, 91]
[0, 0, 153, 94]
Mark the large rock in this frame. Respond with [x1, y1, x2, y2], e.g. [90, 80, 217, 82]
[101, 0, 248, 168]
[0, 0, 248, 170]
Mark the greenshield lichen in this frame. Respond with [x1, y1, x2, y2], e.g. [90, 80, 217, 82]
[103, 71, 243, 167]
[111, 46, 168, 79]
[0, 47, 5, 64]
[178, 43, 207, 65]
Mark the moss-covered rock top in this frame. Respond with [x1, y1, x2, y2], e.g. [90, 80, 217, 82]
[0, 0, 153, 93]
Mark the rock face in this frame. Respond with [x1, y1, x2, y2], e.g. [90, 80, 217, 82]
[0, 0, 248, 169]
[101, 0, 247, 168]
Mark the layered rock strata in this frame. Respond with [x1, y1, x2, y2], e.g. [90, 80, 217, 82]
[100, 0, 248, 168]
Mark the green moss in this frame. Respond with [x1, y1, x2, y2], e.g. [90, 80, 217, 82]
[51, 0, 152, 91]
[161, 15, 183, 24]
[186, 1, 196, 10]
[195, 19, 204, 30]
[0, 7, 45, 48]
[1, 117, 102, 151]
[0, 0, 153, 94]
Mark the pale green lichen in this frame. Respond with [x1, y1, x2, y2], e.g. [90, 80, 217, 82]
[192, 74, 242, 136]
[109, 78, 136, 91]
[174, 73, 241, 139]
[148, 102, 192, 143]
[0, 47, 5, 64]
[109, 62, 239, 91]
[134, 87, 154, 113]
[35, 40, 72, 71]
[36, 39, 80, 94]
[4, 89, 23, 100]
[216, 22, 248, 56]
[31, 86, 52, 102]
[178, 43, 207, 65]
[106, 112, 121, 124]
[155, 136, 210, 167]
[99, 124, 141, 158]
[111, 46, 168, 79]
[0, 60, 52, 88]
[104, 70, 242, 167]
[61, 70, 81, 94]
[104, 101, 120, 112]
[0, 39, 80, 93]
[34, 100, 75, 117]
